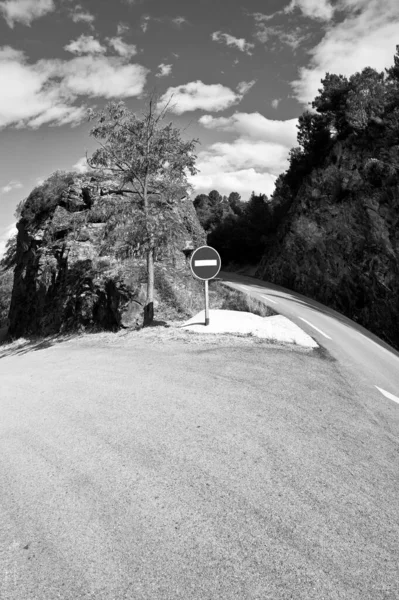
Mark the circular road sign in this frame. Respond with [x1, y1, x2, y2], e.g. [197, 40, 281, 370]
[190, 245, 222, 281]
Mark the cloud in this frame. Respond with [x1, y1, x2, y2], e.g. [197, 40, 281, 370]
[157, 80, 251, 115]
[117, 22, 129, 35]
[0, 0, 54, 28]
[155, 63, 172, 77]
[171, 16, 187, 26]
[0, 180, 23, 194]
[251, 0, 334, 25]
[198, 112, 298, 147]
[284, 0, 334, 21]
[190, 111, 300, 199]
[106, 37, 137, 58]
[0, 46, 149, 128]
[291, 0, 399, 105]
[253, 19, 310, 49]
[72, 156, 90, 174]
[188, 168, 278, 200]
[236, 80, 256, 94]
[69, 4, 95, 25]
[64, 35, 106, 55]
[141, 14, 150, 32]
[271, 99, 280, 109]
[212, 31, 255, 55]
[52, 56, 149, 99]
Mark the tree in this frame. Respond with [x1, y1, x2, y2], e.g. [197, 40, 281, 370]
[86, 93, 199, 326]
[228, 192, 245, 216]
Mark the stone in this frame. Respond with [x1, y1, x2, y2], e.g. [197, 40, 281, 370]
[7, 172, 206, 338]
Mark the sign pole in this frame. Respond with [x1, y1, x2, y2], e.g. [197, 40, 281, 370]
[204, 279, 209, 326]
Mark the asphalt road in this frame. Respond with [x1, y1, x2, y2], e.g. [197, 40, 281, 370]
[218, 269, 399, 408]
[1, 323, 398, 599]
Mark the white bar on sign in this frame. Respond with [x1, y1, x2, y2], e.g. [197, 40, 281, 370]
[195, 260, 217, 266]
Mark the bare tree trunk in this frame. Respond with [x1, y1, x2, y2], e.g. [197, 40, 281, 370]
[143, 238, 154, 326]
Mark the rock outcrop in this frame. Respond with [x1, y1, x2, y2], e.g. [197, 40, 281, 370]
[7, 171, 206, 338]
[255, 141, 399, 352]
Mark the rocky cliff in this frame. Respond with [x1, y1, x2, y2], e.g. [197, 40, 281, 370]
[7, 170, 206, 339]
[255, 139, 399, 351]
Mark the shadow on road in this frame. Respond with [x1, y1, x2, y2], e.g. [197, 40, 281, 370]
[0, 321, 171, 359]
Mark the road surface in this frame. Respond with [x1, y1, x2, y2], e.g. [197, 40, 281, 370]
[219, 269, 399, 409]
[0, 284, 398, 598]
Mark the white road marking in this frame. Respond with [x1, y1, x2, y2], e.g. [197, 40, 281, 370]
[298, 317, 332, 339]
[195, 259, 217, 266]
[260, 294, 278, 304]
[375, 386, 399, 405]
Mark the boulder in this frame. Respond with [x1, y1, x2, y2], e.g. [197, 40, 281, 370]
[7, 172, 206, 338]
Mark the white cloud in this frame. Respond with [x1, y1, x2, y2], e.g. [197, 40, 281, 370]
[64, 35, 106, 56]
[188, 168, 277, 200]
[198, 112, 298, 147]
[251, 0, 334, 25]
[171, 16, 187, 26]
[106, 37, 137, 58]
[212, 31, 255, 55]
[72, 156, 90, 174]
[191, 111, 300, 199]
[195, 139, 293, 175]
[285, 0, 334, 21]
[291, 0, 399, 105]
[236, 80, 256, 95]
[157, 80, 250, 115]
[0, 180, 23, 194]
[0, 0, 54, 28]
[271, 99, 280, 109]
[117, 22, 129, 35]
[155, 63, 172, 77]
[0, 222, 17, 260]
[69, 5, 95, 25]
[0, 46, 149, 128]
[141, 15, 150, 32]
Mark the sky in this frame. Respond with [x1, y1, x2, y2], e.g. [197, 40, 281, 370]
[1, 0, 399, 258]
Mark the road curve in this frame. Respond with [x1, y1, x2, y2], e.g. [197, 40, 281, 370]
[218, 270, 399, 409]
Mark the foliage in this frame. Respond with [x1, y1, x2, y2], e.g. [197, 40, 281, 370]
[87, 96, 199, 255]
[18, 171, 76, 224]
[0, 268, 13, 327]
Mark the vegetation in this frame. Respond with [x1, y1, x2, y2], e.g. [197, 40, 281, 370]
[86, 92, 199, 326]
[16, 171, 76, 225]
[192, 46, 399, 272]
[0, 268, 13, 328]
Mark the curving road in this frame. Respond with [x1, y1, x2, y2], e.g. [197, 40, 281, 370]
[1, 276, 399, 599]
[219, 270, 399, 408]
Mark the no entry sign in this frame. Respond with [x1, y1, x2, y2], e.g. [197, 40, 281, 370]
[190, 245, 221, 281]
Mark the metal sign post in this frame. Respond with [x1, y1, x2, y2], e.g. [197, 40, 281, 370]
[204, 280, 209, 326]
[189, 246, 222, 326]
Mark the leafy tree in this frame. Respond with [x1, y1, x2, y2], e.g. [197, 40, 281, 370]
[297, 111, 331, 158]
[208, 190, 222, 206]
[345, 67, 386, 131]
[385, 44, 399, 83]
[86, 93, 199, 326]
[312, 73, 351, 137]
[228, 192, 245, 216]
